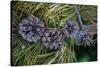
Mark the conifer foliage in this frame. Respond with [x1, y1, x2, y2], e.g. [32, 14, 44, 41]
[11, 1, 97, 66]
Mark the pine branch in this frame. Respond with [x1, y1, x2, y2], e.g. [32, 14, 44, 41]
[74, 6, 83, 29]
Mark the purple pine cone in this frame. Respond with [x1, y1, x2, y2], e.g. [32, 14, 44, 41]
[76, 31, 93, 46]
[64, 20, 79, 38]
[19, 16, 44, 42]
[42, 28, 63, 49]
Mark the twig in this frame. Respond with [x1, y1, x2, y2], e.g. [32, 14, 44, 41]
[74, 6, 83, 29]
